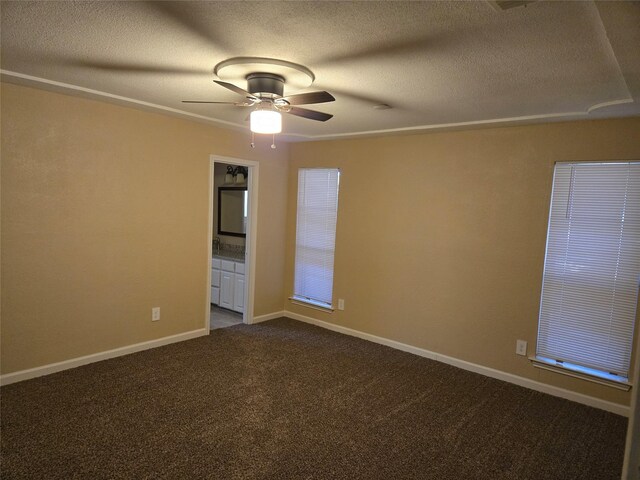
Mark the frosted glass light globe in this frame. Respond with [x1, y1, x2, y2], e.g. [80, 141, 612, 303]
[250, 109, 282, 134]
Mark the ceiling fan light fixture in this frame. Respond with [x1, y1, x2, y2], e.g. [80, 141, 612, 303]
[250, 108, 282, 134]
[183, 59, 334, 137]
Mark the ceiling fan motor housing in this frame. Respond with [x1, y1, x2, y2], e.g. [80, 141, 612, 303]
[246, 73, 284, 97]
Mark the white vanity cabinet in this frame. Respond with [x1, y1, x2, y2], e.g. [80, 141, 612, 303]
[219, 260, 235, 310]
[211, 259, 221, 305]
[211, 257, 245, 313]
[233, 262, 245, 312]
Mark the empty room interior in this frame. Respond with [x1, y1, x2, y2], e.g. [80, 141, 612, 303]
[2, 1, 640, 479]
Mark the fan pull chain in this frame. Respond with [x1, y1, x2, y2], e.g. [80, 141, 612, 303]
[249, 133, 277, 149]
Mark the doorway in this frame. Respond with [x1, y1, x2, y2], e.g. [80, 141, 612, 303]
[207, 155, 259, 330]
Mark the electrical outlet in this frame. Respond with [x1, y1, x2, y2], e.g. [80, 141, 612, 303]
[338, 299, 345, 311]
[516, 339, 527, 356]
[152, 307, 160, 322]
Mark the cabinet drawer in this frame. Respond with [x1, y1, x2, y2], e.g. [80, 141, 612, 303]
[235, 262, 245, 274]
[221, 260, 235, 272]
[211, 258, 221, 269]
[211, 268, 220, 287]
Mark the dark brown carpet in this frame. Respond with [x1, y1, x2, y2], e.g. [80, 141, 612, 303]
[1, 318, 627, 479]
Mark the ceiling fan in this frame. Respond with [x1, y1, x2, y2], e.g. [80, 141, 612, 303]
[182, 73, 335, 135]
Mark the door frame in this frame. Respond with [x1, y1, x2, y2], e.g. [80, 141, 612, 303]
[206, 154, 259, 329]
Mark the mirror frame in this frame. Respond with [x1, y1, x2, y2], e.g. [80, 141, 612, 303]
[217, 186, 248, 237]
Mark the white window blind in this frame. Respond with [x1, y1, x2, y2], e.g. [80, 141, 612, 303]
[537, 162, 640, 380]
[293, 168, 340, 308]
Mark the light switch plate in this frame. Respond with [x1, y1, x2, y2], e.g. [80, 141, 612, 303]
[516, 339, 527, 356]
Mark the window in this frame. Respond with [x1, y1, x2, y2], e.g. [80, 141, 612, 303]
[536, 162, 640, 386]
[243, 190, 248, 232]
[293, 168, 340, 309]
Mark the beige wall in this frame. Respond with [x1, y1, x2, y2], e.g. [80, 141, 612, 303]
[3, 79, 639, 407]
[1, 82, 289, 374]
[287, 118, 640, 406]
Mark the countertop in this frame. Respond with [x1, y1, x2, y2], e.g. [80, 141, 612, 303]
[212, 250, 245, 262]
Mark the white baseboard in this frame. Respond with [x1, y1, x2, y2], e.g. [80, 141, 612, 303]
[4, 312, 629, 417]
[251, 311, 285, 324]
[0, 328, 209, 386]
[284, 310, 630, 417]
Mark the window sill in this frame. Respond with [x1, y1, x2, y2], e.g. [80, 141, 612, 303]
[530, 356, 632, 391]
[288, 297, 334, 313]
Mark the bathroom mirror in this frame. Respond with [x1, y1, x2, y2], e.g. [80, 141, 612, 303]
[218, 187, 248, 237]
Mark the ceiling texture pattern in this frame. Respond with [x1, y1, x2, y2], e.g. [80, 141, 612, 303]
[1, 1, 639, 141]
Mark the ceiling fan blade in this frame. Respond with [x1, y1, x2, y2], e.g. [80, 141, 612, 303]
[214, 80, 255, 99]
[140, 2, 234, 52]
[182, 100, 238, 104]
[285, 106, 333, 122]
[314, 84, 384, 106]
[63, 59, 206, 75]
[281, 91, 335, 105]
[314, 32, 451, 67]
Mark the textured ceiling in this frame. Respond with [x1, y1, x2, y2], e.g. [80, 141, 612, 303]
[1, 1, 639, 141]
